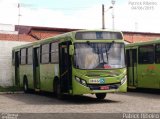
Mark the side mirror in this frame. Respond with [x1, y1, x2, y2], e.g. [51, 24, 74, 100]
[69, 45, 74, 55]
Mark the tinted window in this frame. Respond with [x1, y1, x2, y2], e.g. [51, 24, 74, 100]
[27, 47, 32, 64]
[76, 31, 123, 40]
[126, 50, 131, 67]
[138, 45, 154, 64]
[21, 48, 26, 64]
[51, 42, 59, 63]
[155, 44, 160, 63]
[41, 44, 49, 63]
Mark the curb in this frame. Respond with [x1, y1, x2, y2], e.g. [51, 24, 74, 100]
[0, 91, 24, 94]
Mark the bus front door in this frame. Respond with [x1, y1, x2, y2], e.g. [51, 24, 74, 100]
[127, 49, 137, 88]
[59, 42, 72, 93]
[33, 47, 40, 90]
[15, 51, 20, 86]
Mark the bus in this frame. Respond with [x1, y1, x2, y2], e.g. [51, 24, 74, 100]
[12, 30, 127, 99]
[126, 39, 160, 89]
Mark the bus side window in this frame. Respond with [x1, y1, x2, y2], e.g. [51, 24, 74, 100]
[126, 50, 131, 67]
[138, 45, 154, 64]
[21, 48, 27, 65]
[51, 42, 59, 63]
[27, 47, 33, 64]
[155, 44, 160, 63]
[41, 44, 50, 64]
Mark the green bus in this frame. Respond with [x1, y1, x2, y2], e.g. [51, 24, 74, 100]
[12, 30, 127, 99]
[126, 39, 160, 89]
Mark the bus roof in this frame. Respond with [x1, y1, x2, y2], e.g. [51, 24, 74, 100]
[126, 38, 160, 48]
[13, 29, 123, 50]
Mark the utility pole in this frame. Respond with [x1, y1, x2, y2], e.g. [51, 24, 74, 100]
[102, 4, 113, 29]
[111, 0, 115, 30]
[18, 3, 21, 41]
[102, 4, 105, 29]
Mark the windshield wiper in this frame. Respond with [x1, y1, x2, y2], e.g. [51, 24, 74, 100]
[106, 40, 115, 54]
[105, 40, 115, 64]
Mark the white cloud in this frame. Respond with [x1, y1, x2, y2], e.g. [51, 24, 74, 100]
[0, 0, 159, 33]
[19, 5, 103, 29]
[0, 0, 19, 25]
[115, 0, 160, 33]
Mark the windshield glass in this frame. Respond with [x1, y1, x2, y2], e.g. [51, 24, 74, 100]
[74, 43, 125, 69]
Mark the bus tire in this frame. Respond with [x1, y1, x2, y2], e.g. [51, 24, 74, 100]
[95, 93, 106, 100]
[23, 77, 29, 93]
[54, 79, 63, 99]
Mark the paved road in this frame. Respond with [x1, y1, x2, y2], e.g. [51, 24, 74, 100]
[0, 91, 160, 119]
[0, 91, 159, 113]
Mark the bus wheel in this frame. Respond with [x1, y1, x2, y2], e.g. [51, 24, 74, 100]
[95, 93, 106, 100]
[23, 78, 29, 93]
[54, 79, 63, 99]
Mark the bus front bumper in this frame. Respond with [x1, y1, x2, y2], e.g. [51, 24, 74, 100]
[71, 78, 127, 95]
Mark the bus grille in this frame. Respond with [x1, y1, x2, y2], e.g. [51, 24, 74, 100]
[87, 83, 120, 90]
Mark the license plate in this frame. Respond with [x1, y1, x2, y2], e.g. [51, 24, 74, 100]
[89, 78, 105, 84]
[100, 86, 109, 90]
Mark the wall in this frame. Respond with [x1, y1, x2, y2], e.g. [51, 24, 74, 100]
[0, 24, 18, 34]
[123, 32, 160, 43]
[0, 40, 30, 87]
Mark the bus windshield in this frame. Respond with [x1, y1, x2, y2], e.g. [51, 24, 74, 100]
[74, 42, 125, 69]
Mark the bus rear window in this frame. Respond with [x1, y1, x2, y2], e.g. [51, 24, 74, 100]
[75, 31, 123, 40]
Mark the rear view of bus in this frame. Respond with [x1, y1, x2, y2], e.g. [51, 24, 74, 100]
[71, 30, 127, 99]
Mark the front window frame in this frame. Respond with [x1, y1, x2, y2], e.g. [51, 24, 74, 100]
[73, 42, 125, 70]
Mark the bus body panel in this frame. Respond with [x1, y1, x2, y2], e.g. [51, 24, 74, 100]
[40, 64, 55, 92]
[19, 65, 34, 89]
[137, 64, 160, 89]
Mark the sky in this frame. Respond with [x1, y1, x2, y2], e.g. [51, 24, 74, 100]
[0, 0, 159, 33]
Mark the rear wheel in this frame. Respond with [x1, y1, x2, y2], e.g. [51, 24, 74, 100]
[54, 79, 63, 99]
[23, 77, 29, 93]
[95, 93, 106, 100]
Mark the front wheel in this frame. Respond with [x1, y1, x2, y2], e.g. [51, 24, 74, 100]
[95, 93, 106, 100]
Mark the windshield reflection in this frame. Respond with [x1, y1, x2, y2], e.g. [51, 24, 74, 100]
[74, 43, 125, 69]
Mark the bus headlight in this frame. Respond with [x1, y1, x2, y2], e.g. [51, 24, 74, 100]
[75, 77, 81, 82]
[121, 75, 127, 85]
[81, 80, 86, 85]
[75, 77, 87, 86]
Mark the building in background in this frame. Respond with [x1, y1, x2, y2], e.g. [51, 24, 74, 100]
[0, 24, 36, 87]
[15, 25, 160, 43]
[123, 31, 160, 43]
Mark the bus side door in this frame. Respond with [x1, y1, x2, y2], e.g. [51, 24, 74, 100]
[15, 51, 20, 86]
[126, 48, 137, 88]
[59, 41, 72, 93]
[33, 47, 40, 90]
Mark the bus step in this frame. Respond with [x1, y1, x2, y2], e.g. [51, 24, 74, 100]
[35, 89, 40, 92]
[128, 86, 136, 89]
